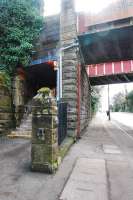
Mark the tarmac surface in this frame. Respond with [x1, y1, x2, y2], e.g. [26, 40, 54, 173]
[0, 113, 133, 200]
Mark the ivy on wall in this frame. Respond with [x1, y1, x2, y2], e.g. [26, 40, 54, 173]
[0, 0, 44, 80]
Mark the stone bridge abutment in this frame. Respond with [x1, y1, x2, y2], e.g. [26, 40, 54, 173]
[60, 0, 91, 138]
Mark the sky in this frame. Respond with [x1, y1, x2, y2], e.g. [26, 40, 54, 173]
[100, 83, 133, 111]
[44, 0, 114, 16]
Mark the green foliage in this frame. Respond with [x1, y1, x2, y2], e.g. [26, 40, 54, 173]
[0, 0, 44, 75]
[38, 87, 51, 95]
[111, 90, 133, 113]
[0, 71, 11, 87]
[126, 90, 133, 112]
[91, 86, 102, 113]
[111, 92, 126, 112]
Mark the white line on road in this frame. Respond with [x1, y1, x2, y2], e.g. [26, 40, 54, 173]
[111, 121, 133, 142]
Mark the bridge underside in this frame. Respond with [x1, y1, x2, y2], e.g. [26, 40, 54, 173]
[90, 72, 133, 86]
[78, 26, 133, 65]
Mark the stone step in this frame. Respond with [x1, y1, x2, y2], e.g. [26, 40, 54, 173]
[11, 131, 31, 135]
[21, 118, 32, 122]
[8, 134, 31, 139]
[19, 123, 32, 127]
[15, 126, 31, 129]
[16, 130, 32, 133]
[12, 106, 32, 136]
[18, 124, 32, 129]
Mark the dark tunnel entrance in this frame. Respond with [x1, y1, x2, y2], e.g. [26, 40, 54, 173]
[25, 62, 57, 99]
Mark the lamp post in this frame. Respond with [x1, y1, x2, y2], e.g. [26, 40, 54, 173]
[108, 84, 111, 120]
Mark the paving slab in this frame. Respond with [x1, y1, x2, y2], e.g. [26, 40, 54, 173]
[103, 145, 121, 154]
[59, 158, 108, 200]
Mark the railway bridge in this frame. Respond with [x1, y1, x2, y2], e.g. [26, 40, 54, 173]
[26, 0, 133, 137]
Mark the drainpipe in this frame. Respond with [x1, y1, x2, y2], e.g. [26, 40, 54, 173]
[59, 42, 80, 138]
[59, 51, 63, 99]
[57, 51, 62, 101]
[56, 67, 60, 101]
[59, 42, 79, 100]
[77, 64, 81, 138]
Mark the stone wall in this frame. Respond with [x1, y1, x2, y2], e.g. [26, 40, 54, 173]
[12, 74, 26, 126]
[0, 84, 13, 134]
[60, 0, 78, 137]
[60, 0, 91, 137]
[80, 66, 91, 132]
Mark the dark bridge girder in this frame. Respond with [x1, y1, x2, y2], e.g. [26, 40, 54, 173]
[78, 25, 133, 65]
[90, 72, 133, 86]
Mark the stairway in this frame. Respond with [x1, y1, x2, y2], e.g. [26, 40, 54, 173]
[9, 110, 32, 139]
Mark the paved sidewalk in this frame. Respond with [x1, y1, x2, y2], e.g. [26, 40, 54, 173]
[59, 115, 133, 200]
[60, 158, 108, 200]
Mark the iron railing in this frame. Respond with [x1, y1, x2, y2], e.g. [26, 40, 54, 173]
[58, 101, 67, 145]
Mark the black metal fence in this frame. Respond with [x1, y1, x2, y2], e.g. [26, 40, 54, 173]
[58, 101, 67, 145]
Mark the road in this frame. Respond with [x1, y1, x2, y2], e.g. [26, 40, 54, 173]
[111, 112, 133, 129]
[0, 113, 133, 200]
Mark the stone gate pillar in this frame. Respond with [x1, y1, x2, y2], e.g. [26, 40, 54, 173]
[31, 88, 58, 173]
[60, 0, 78, 137]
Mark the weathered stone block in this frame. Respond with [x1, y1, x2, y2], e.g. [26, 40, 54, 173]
[63, 85, 77, 92]
[0, 112, 12, 120]
[61, 25, 77, 35]
[67, 115, 77, 122]
[67, 121, 77, 129]
[31, 143, 58, 173]
[61, 38, 76, 46]
[61, 31, 77, 41]
[63, 60, 77, 66]
[63, 93, 77, 99]
[62, 53, 77, 61]
[62, 79, 77, 86]
[63, 65, 76, 72]
[63, 72, 77, 80]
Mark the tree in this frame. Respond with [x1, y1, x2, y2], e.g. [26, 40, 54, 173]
[111, 92, 126, 112]
[0, 0, 43, 77]
[126, 90, 133, 112]
[32, 0, 44, 14]
[91, 86, 102, 113]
